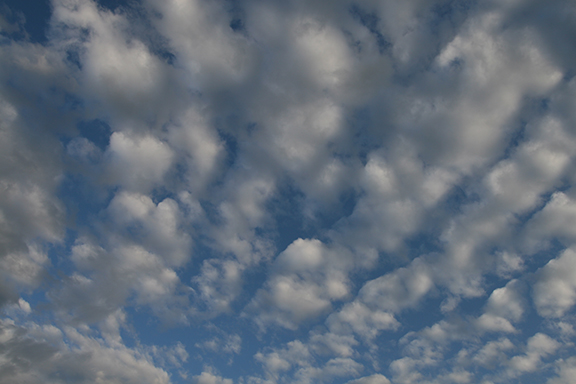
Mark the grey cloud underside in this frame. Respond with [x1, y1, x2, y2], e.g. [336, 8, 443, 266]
[1, 0, 576, 383]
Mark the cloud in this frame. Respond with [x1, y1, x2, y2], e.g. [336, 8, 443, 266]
[533, 247, 576, 318]
[476, 279, 525, 333]
[309, 331, 359, 358]
[107, 191, 192, 266]
[522, 190, 576, 252]
[51, 0, 181, 121]
[51, 237, 190, 325]
[547, 357, 576, 384]
[326, 301, 399, 341]
[435, 114, 574, 299]
[191, 371, 233, 384]
[333, 149, 456, 253]
[346, 374, 391, 384]
[0, 318, 171, 384]
[255, 339, 365, 384]
[359, 255, 435, 313]
[255, 340, 311, 380]
[196, 333, 241, 355]
[247, 239, 353, 330]
[2, 0, 576, 383]
[104, 132, 174, 193]
[472, 338, 514, 368]
[508, 333, 560, 376]
[0, 51, 67, 306]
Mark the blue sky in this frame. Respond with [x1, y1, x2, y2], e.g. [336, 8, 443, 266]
[1, 0, 576, 383]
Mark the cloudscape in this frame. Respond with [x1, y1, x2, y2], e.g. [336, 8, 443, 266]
[1, 0, 576, 383]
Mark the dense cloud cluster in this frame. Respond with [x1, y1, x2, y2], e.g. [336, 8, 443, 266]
[2, 0, 576, 383]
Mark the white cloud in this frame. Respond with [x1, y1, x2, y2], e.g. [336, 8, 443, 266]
[248, 239, 353, 330]
[52, 0, 179, 121]
[508, 333, 560, 376]
[332, 145, 458, 256]
[473, 338, 514, 368]
[484, 280, 525, 322]
[495, 252, 525, 278]
[436, 115, 575, 298]
[192, 371, 233, 384]
[0, 318, 171, 384]
[522, 191, 576, 253]
[54, 238, 190, 325]
[197, 333, 241, 355]
[547, 357, 576, 384]
[309, 331, 359, 358]
[145, 0, 255, 89]
[476, 314, 517, 334]
[107, 191, 192, 266]
[105, 132, 174, 193]
[359, 256, 435, 313]
[0, 92, 66, 305]
[319, 357, 363, 381]
[193, 258, 244, 315]
[533, 247, 576, 318]
[0, 244, 49, 289]
[255, 340, 311, 380]
[167, 107, 224, 193]
[346, 374, 391, 384]
[326, 301, 399, 341]
[476, 279, 525, 333]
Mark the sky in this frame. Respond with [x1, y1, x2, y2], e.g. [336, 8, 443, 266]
[1, 0, 576, 383]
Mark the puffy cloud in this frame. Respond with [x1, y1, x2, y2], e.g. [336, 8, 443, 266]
[423, 9, 562, 172]
[196, 333, 241, 355]
[52, 236, 190, 325]
[547, 357, 576, 384]
[476, 280, 525, 333]
[0, 244, 49, 291]
[255, 340, 364, 384]
[167, 106, 224, 193]
[193, 258, 244, 315]
[533, 248, 576, 318]
[436, 114, 575, 298]
[475, 314, 517, 334]
[333, 150, 456, 253]
[346, 374, 391, 384]
[508, 333, 560, 376]
[483, 281, 525, 322]
[255, 340, 311, 380]
[326, 301, 399, 341]
[359, 256, 435, 313]
[522, 191, 576, 252]
[0, 318, 171, 384]
[247, 239, 353, 329]
[145, 0, 255, 90]
[104, 132, 174, 193]
[309, 331, 359, 358]
[473, 338, 515, 368]
[51, 0, 181, 122]
[107, 191, 192, 266]
[192, 371, 233, 384]
[317, 357, 364, 382]
[0, 54, 67, 306]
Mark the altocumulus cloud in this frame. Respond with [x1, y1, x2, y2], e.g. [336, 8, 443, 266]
[1, 0, 576, 383]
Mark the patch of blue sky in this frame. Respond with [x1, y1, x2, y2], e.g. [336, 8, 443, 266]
[75, 119, 112, 149]
[348, 4, 391, 54]
[1, 0, 51, 43]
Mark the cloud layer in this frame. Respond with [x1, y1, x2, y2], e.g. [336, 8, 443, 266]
[2, 0, 576, 383]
